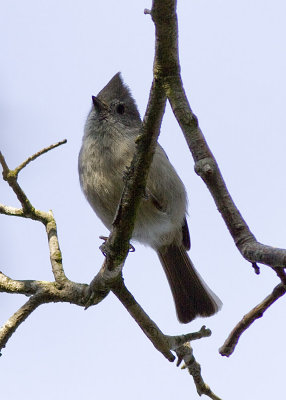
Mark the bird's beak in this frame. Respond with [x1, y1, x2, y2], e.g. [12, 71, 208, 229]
[92, 96, 108, 112]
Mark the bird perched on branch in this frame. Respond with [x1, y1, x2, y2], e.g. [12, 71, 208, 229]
[78, 73, 222, 323]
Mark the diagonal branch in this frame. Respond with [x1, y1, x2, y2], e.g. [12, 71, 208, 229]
[149, 0, 286, 358]
[111, 275, 219, 396]
[80, 14, 221, 399]
[85, 77, 167, 304]
[111, 275, 175, 362]
[0, 292, 49, 353]
[219, 283, 286, 357]
[86, 40, 167, 303]
[176, 343, 222, 400]
[14, 139, 67, 175]
[100, 79, 167, 271]
[151, 0, 286, 270]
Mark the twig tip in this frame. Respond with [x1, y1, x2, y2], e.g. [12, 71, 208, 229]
[252, 262, 260, 275]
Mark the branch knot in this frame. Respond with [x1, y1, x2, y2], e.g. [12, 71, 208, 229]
[194, 158, 216, 178]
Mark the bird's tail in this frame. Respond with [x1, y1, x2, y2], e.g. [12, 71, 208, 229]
[157, 243, 222, 323]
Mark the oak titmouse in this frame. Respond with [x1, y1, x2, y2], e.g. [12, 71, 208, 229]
[78, 73, 221, 323]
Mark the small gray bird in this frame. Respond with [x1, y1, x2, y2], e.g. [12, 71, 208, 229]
[78, 73, 221, 323]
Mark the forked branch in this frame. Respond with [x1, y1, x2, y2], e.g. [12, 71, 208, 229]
[1, 141, 216, 398]
[150, 0, 286, 355]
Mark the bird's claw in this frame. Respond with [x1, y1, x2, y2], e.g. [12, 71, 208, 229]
[99, 235, 135, 254]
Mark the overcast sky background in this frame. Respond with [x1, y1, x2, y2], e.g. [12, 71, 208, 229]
[1, 1, 286, 399]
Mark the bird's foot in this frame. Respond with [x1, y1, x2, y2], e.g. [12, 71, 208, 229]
[99, 235, 135, 254]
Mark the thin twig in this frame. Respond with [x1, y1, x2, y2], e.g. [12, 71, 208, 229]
[166, 325, 211, 350]
[0, 140, 67, 215]
[0, 151, 39, 214]
[14, 139, 67, 175]
[0, 152, 10, 176]
[219, 283, 286, 357]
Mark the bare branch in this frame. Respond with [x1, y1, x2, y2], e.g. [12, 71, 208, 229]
[1, 146, 68, 284]
[111, 275, 175, 362]
[0, 140, 66, 216]
[176, 343, 222, 400]
[0, 272, 88, 303]
[14, 139, 67, 175]
[219, 283, 286, 357]
[0, 271, 91, 352]
[2, 143, 209, 364]
[0, 208, 67, 284]
[0, 5, 219, 398]
[0, 204, 25, 218]
[149, 0, 286, 360]
[84, 38, 167, 310]
[0, 272, 39, 295]
[4, 2, 282, 397]
[166, 325, 211, 350]
[45, 210, 68, 284]
[0, 293, 47, 354]
[0, 152, 35, 215]
[1, 142, 183, 358]
[151, 1, 286, 270]
[0, 152, 10, 176]
[100, 79, 166, 271]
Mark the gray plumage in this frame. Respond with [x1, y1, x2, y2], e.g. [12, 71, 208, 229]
[79, 73, 221, 323]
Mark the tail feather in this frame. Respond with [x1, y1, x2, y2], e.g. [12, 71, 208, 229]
[157, 243, 222, 323]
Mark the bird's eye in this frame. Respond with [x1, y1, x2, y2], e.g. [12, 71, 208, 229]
[116, 104, 125, 114]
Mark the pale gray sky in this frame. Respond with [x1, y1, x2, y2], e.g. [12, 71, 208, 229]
[1, 1, 286, 399]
